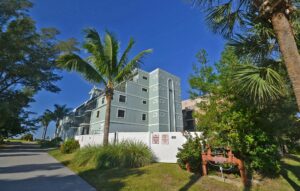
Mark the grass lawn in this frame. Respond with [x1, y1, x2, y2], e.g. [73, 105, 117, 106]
[48, 149, 300, 191]
[6, 139, 37, 144]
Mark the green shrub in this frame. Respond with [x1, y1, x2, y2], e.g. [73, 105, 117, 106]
[73, 146, 102, 167]
[51, 137, 63, 145]
[120, 140, 154, 168]
[73, 141, 154, 169]
[21, 133, 33, 141]
[39, 137, 63, 148]
[60, 139, 80, 154]
[0, 135, 4, 144]
[177, 133, 202, 173]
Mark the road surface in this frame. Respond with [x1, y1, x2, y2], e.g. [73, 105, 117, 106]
[0, 142, 96, 191]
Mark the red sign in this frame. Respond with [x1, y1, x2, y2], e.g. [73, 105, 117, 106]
[161, 134, 169, 145]
[152, 134, 159, 144]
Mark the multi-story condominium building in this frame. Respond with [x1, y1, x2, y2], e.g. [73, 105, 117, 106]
[59, 68, 183, 139]
[58, 87, 102, 140]
[181, 97, 207, 131]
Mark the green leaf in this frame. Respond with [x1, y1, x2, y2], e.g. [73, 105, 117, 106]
[233, 64, 286, 104]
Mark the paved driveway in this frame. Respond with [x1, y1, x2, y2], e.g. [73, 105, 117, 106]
[0, 142, 96, 191]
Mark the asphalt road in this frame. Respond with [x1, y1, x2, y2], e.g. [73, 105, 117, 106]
[0, 142, 96, 191]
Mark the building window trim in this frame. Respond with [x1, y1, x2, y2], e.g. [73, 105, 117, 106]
[117, 109, 126, 118]
[142, 113, 147, 121]
[119, 95, 126, 103]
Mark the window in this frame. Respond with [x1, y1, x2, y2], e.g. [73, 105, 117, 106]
[142, 100, 147, 104]
[142, 114, 147, 121]
[119, 95, 126, 103]
[102, 97, 105, 104]
[142, 76, 148, 80]
[142, 88, 148, 92]
[96, 111, 100, 118]
[117, 109, 125, 118]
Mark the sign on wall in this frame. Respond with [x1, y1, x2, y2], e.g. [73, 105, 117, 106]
[161, 134, 169, 145]
[152, 134, 159, 144]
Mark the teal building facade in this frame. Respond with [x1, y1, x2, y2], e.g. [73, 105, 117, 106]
[59, 68, 183, 139]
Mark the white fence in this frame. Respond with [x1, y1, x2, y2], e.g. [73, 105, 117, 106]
[75, 132, 202, 163]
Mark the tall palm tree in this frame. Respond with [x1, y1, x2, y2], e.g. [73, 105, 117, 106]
[57, 29, 152, 145]
[51, 104, 71, 138]
[40, 110, 53, 140]
[192, 0, 300, 110]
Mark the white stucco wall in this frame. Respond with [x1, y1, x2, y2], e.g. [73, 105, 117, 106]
[75, 131, 202, 163]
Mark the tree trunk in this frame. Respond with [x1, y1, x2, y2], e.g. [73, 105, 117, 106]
[103, 93, 112, 146]
[54, 121, 59, 138]
[42, 125, 48, 140]
[271, 12, 300, 111]
[42, 126, 45, 140]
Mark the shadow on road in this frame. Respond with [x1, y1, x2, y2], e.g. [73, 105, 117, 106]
[0, 174, 95, 191]
[0, 162, 65, 174]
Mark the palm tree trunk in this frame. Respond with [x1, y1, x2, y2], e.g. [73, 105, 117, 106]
[42, 125, 48, 140]
[54, 121, 59, 138]
[42, 126, 45, 140]
[103, 93, 112, 146]
[271, 12, 300, 111]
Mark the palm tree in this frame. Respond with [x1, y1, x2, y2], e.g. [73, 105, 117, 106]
[57, 29, 152, 145]
[40, 111, 53, 140]
[192, 0, 300, 110]
[233, 64, 286, 105]
[51, 104, 71, 138]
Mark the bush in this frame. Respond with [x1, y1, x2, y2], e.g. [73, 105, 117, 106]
[73, 146, 102, 167]
[60, 139, 80, 154]
[21, 133, 33, 141]
[51, 137, 63, 145]
[73, 141, 154, 169]
[39, 137, 63, 148]
[120, 140, 154, 168]
[0, 135, 4, 144]
[177, 133, 202, 173]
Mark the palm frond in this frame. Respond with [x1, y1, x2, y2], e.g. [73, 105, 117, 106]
[233, 64, 286, 104]
[52, 104, 72, 119]
[114, 49, 152, 82]
[117, 38, 135, 71]
[83, 28, 104, 55]
[104, 33, 113, 66]
[40, 110, 53, 126]
[105, 31, 119, 71]
[229, 33, 278, 62]
[190, 0, 224, 8]
[190, 0, 253, 38]
[57, 53, 106, 85]
[103, 31, 120, 78]
[229, 13, 278, 61]
[205, 1, 247, 38]
[206, 3, 242, 38]
[83, 28, 107, 67]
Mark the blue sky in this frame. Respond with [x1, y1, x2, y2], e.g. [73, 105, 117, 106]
[29, 0, 226, 138]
